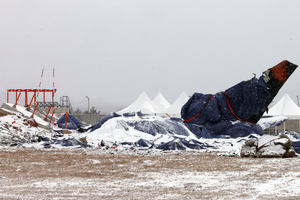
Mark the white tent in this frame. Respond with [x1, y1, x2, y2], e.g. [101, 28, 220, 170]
[158, 91, 189, 117]
[264, 93, 300, 119]
[117, 91, 162, 115]
[264, 93, 300, 133]
[152, 92, 171, 111]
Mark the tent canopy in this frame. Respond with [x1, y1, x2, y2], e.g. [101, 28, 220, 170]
[117, 91, 162, 115]
[152, 92, 171, 111]
[117, 91, 188, 117]
[264, 93, 300, 119]
[158, 91, 189, 117]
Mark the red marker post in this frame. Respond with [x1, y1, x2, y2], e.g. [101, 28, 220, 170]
[31, 102, 39, 118]
[64, 112, 68, 129]
[49, 109, 55, 124]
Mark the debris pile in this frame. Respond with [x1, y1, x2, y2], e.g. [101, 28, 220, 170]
[0, 113, 46, 145]
[241, 133, 295, 158]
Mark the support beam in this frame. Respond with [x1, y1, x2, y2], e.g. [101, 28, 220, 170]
[25, 91, 28, 106]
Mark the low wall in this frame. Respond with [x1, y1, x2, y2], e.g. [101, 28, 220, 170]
[40, 107, 69, 114]
[73, 114, 105, 125]
[264, 119, 300, 134]
[39, 107, 105, 124]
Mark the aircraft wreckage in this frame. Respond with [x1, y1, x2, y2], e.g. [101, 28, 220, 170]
[181, 60, 298, 137]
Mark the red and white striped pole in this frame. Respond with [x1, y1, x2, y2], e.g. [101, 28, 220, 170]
[37, 67, 44, 98]
[53, 67, 55, 88]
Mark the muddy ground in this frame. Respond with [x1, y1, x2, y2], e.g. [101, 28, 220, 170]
[0, 147, 300, 199]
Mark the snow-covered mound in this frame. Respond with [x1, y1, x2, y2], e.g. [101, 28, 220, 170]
[257, 115, 288, 130]
[69, 114, 261, 155]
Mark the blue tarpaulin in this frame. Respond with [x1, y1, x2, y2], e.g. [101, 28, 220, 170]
[292, 141, 300, 154]
[181, 76, 270, 137]
[126, 117, 191, 137]
[57, 113, 82, 130]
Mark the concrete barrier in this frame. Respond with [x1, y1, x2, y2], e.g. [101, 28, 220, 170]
[72, 114, 105, 125]
[264, 119, 300, 134]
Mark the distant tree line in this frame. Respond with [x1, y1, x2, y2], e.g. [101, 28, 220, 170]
[74, 106, 101, 115]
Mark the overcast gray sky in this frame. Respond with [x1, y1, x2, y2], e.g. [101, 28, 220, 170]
[1, 0, 300, 113]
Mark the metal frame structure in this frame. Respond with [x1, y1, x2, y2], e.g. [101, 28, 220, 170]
[7, 89, 56, 107]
